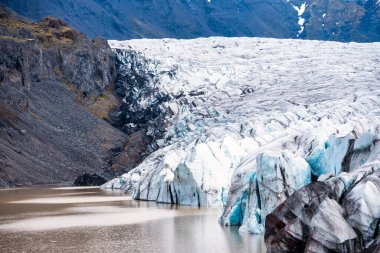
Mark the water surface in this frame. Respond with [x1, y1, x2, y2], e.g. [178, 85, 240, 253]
[0, 187, 265, 253]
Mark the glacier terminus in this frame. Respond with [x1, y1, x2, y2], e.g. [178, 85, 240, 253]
[103, 37, 380, 245]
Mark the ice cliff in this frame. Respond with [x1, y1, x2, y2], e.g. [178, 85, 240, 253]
[103, 37, 380, 235]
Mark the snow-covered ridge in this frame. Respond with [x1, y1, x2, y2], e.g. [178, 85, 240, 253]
[105, 37, 380, 232]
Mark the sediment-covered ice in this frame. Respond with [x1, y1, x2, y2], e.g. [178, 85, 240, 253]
[265, 161, 380, 252]
[103, 37, 380, 232]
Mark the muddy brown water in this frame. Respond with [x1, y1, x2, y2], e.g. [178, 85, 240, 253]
[0, 187, 266, 253]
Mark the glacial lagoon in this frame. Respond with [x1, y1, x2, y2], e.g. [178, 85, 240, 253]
[0, 187, 265, 253]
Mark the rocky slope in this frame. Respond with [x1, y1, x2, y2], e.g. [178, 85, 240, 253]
[102, 37, 380, 216]
[0, 6, 131, 187]
[1, 0, 379, 42]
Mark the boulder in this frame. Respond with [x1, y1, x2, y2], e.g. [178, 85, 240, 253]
[265, 162, 380, 253]
[74, 173, 107, 186]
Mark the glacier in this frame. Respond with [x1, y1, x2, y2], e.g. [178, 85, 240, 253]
[103, 37, 380, 234]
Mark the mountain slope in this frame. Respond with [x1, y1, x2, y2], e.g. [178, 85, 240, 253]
[0, 6, 129, 187]
[1, 0, 379, 42]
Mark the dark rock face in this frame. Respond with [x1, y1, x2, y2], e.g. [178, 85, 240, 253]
[1, 0, 379, 42]
[265, 162, 380, 253]
[0, 8, 116, 98]
[113, 49, 169, 140]
[0, 6, 129, 187]
[73, 173, 107, 186]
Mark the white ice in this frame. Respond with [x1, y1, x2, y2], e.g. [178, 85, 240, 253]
[104, 37, 380, 234]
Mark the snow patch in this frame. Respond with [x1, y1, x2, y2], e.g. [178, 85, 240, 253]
[291, 2, 307, 36]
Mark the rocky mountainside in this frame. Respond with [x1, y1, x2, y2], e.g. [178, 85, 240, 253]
[1, 0, 379, 42]
[0, 6, 136, 187]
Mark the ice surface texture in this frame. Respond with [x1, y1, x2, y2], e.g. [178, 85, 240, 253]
[104, 37, 380, 233]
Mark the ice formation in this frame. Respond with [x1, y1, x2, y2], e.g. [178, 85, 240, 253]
[103, 37, 380, 233]
[265, 161, 380, 252]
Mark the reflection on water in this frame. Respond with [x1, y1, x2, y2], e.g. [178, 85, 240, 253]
[0, 187, 266, 253]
